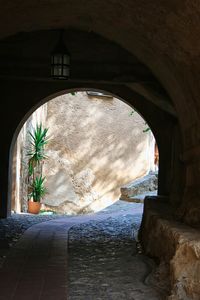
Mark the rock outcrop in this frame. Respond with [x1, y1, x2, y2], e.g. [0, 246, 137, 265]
[139, 197, 200, 299]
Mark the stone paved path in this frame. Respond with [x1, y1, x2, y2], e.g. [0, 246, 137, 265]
[0, 213, 67, 267]
[68, 214, 163, 299]
[0, 201, 167, 299]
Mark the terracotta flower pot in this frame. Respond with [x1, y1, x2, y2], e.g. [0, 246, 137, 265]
[28, 200, 41, 214]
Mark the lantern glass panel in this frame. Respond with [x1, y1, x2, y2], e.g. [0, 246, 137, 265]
[63, 67, 69, 77]
[53, 55, 57, 64]
[54, 54, 62, 64]
[63, 55, 70, 65]
[54, 65, 59, 76]
[57, 66, 62, 77]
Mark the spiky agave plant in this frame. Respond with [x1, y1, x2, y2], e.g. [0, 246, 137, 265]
[28, 175, 47, 202]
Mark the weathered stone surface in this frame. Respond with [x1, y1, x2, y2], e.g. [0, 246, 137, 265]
[42, 92, 154, 214]
[140, 197, 200, 299]
[122, 190, 157, 203]
[120, 172, 158, 201]
[169, 241, 200, 300]
[68, 204, 166, 299]
[176, 187, 200, 228]
[73, 169, 95, 195]
[42, 168, 79, 206]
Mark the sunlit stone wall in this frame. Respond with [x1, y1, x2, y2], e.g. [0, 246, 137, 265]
[42, 92, 155, 214]
[13, 91, 155, 214]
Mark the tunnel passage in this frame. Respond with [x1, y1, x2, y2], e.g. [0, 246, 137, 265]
[0, 33, 187, 298]
[0, 29, 183, 220]
[0, 2, 200, 297]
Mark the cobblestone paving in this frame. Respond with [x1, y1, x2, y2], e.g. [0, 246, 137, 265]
[68, 211, 165, 300]
[0, 201, 169, 299]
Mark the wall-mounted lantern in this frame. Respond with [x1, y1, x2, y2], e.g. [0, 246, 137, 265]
[51, 30, 70, 79]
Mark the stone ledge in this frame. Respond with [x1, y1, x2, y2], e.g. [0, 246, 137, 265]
[139, 196, 200, 299]
[120, 172, 158, 199]
[120, 190, 157, 203]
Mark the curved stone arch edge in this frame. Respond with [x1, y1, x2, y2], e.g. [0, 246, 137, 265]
[8, 86, 159, 216]
[0, 28, 188, 136]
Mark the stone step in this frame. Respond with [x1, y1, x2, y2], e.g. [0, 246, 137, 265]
[120, 172, 158, 201]
[120, 190, 157, 203]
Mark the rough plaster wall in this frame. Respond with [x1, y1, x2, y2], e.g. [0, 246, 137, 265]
[42, 92, 154, 214]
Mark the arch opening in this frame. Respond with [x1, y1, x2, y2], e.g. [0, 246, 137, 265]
[0, 28, 183, 218]
[0, 7, 198, 298]
[11, 89, 159, 215]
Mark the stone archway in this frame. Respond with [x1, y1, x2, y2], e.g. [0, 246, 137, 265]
[8, 80, 178, 216]
[11, 89, 160, 215]
[0, 28, 184, 219]
[0, 30, 187, 298]
[0, 3, 199, 297]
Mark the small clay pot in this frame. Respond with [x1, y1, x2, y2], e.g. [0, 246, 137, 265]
[28, 200, 41, 214]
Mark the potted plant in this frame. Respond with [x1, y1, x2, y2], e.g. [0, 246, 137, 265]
[28, 175, 47, 214]
[26, 123, 49, 214]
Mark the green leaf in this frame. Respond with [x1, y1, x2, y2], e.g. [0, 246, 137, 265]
[28, 175, 47, 202]
[27, 123, 49, 164]
[129, 110, 135, 116]
[143, 127, 150, 133]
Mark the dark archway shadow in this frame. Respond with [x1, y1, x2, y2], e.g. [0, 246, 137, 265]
[0, 29, 185, 218]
